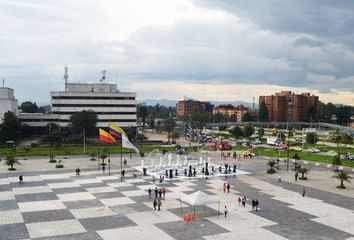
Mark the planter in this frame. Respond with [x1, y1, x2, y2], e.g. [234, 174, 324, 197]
[56, 165, 64, 168]
[8, 168, 16, 171]
[49, 160, 57, 163]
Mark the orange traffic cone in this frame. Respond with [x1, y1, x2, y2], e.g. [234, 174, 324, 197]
[183, 214, 187, 222]
[187, 213, 191, 222]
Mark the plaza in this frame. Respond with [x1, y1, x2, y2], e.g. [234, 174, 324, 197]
[0, 153, 354, 240]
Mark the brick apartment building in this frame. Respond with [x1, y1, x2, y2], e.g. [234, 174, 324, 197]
[176, 99, 213, 117]
[212, 104, 249, 122]
[259, 91, 318, 122]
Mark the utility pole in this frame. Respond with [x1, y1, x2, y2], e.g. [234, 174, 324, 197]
[83, 128, 86, 155]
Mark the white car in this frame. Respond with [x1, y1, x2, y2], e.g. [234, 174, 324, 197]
[307, 148, 320, 153]
[327, 150, 338, 157]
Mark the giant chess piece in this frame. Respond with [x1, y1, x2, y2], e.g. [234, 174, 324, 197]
[202, 167, 205, 173]
[169, 169, 173, 178]
[165, 169, 168, 177]
[205, 162, 209, 175]
[189, 165, 192, 177]
[228, 166, 231, 173]
[224, 164, 228, 174]
[175, 169, 178, 176]
[184, 169, 187, 176]
[212, 166, 215, 172]
[219, 166, 222, 172]
[193, 168, 196, 177]
[233, 164, 237, 173]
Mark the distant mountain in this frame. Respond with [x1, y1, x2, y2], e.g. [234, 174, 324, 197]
[139, 98, 257, 108]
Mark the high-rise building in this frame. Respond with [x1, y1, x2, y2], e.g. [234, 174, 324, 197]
[176, 99, 213, 117]
[0, 87, 18, 119]
[259, 91, 318, 122]
[212, 104, 249, 123]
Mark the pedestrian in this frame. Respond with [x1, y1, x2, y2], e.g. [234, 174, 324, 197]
[75, 168, 80, 176]
[157, 198, 162, 211]
[154, 187, 158, 198]
[295, 172, 298, 182]
[242, 196, 246, 207]
[224, 206, 228, 218]
[302, 188, 306, 197]
[223, 182, 226, 193]
[233, 151, 237, 159]
[278, 174, 281, 183]
[162, 187, 166, 199]
[148, 188, 152, 199]
[122, 169, 125, 178]
[251, 198, 256, 211]
[153, 199, 157, 210]
[158, 189, 162, 199]
[19, 175, 23, 184]
[255, 199, 259, 211]
[159, 175, 162, 183]
[152, 175, 155, 183]
[124, 159, 127, 166]
[102, 165, 105, 173]
[237, 196, 241, 206]
[227, 183, 231, 193]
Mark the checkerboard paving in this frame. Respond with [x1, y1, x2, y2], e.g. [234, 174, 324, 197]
[1, 167, 354, 240]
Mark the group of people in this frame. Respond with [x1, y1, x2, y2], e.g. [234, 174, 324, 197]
[223, 182, 231, 193]
[237, 196, 248, 207]
[148, 186, 167, 211]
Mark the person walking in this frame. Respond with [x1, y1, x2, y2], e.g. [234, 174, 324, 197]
[224, 206, 228, 218]
[19, 175, 23, 184]
[227, 183, 231, 193]
[76, 168, 80, 176]
[153, 199, 157, 210]
[157, 198, 162, 211]
[148, 188, 152, 199]
[122, 169, 125, 178]
[242, 196, 246, 207]
[154, 187, 158, 198]
[302, 188, 306, 197]
[237, 196, 241, 206]
[278, 174, 282, 183]
[123, 159, 127, 166]
[255, 199, 259, 211]
[251, 198, 256, 211]
[223, 182, 227, 193]
[295, 172, 298, 182]
[162, 187, 166, 199]
[158, 189, 162, 199]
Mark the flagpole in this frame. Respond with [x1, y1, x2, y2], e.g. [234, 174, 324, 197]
[108, 141, 111, 176]
[97, 133, 100, 170]
[120, 138, 123, 182]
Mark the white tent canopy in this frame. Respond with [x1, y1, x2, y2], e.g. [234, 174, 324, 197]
[180, 191, 221, 216]
[180, 191, 220, 205]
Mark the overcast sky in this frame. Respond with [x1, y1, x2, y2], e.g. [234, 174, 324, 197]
[1, 0, 353, 105]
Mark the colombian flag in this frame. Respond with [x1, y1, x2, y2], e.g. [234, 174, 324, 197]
[99, 128, 117, 144]
[108, 122, 127, 139]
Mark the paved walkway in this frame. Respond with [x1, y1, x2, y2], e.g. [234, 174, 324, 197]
[0, 153, 353, 240]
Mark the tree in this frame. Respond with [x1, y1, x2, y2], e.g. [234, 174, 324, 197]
[258, 127, 264, 139]
[190, 112, 210, 130]
[259, 101, 268, 122]
[267, 160, 276, 174]
[138, 105, 148, 129]
[243, 124, 255, 138]
[229, 125, 243, 139]
[242, 112, 252, 122]
[148, 117, 155, 129]
[5, 154, 20, 171]
[332, 170, 352, 189]
[0, 111, 22, 143]
[229, 114, 237, 122]
[162, 117, 176, 143]
[306, 133, 318, 145]
[292, 153, 300, 160]
[20, 101, 38, 113]
[341, 134, 353, 145]
[171, 131, 180, 143]
[297, 167, 309, 180]
[70, 110, 98, 136]
[332, 155, 342, 171]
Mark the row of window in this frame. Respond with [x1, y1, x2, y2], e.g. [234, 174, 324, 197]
[22, 119, 136, 123]
[52, 96, 135, 100]
[51, 112, 136, 115]
[52, 104, 136, 107]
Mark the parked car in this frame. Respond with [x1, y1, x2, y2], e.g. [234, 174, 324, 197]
[307, 147, 320, 153]
[295, 138, 304, 143]
[327, 150, 338, 157]
[292, 146, 302, 151]
[250, 139, 261, 145]
[344, 153, 354, 160]
[241, 151, 255, 157]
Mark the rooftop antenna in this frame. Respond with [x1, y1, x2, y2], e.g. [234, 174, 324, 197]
[253, 97, 255, 110]
[100, 70, 106, 83]
[64, 64, 68, 92]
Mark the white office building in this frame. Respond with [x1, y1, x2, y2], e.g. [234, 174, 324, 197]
[50, 82, 136, 127]
[0, 87, 18, 120]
